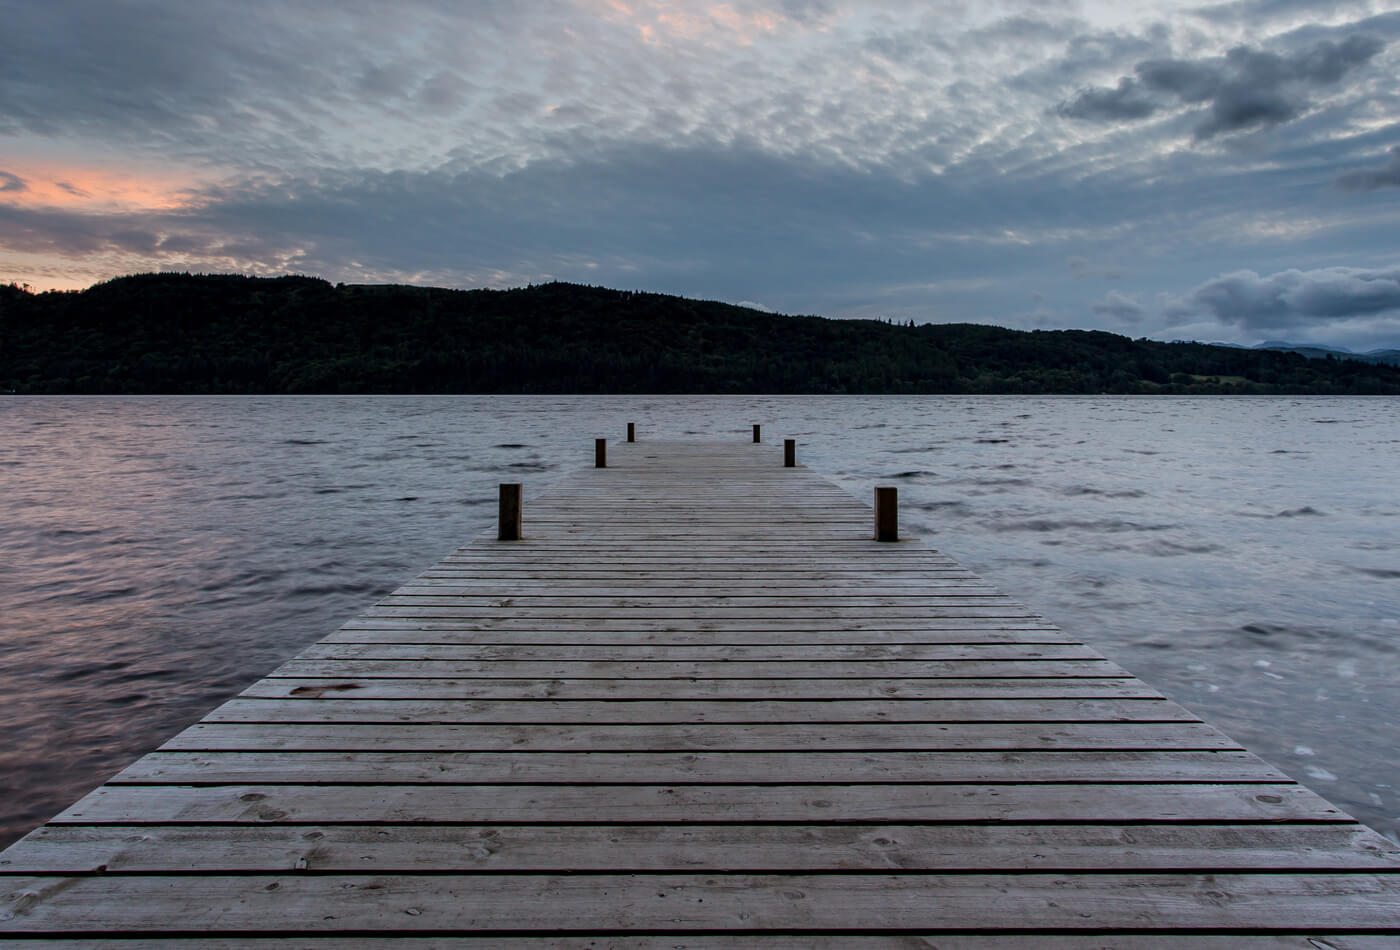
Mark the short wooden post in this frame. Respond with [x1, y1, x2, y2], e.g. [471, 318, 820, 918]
[595, 438, 607, 468]
[874, 486, 898, 542]
[752, 424, 761, 443]
[784, 439, 796, 467]
[627, 423, 635, 443]
[498, 483, 522, 541]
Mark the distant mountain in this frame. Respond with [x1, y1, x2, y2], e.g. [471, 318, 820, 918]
[1257, 339, 1352, 353]
[1251, 341, 1400, 366]
[5, 273, 1400, 394]
[1207, 340, 1400, 365]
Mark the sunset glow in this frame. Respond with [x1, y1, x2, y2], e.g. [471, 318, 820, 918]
[0, 162, 205, 214]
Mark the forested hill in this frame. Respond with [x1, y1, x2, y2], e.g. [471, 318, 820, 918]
[4, 273, 1400, 394]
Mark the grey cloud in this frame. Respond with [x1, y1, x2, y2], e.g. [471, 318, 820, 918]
[1058, 34, 1386, 139]
[3, 124, 1344, 320]
[1277, 10, 1400, 47]
[1135, 59, 1220, 103]
[779, 0, 835, 26]
[1190, 0, 1372, 26]
[357, 62, 416, 100]
[965, 14, 1082, 50]
[1092, 290, 1145, 322]
[1293, 33, 1387, 82]
[0, 205, 135, 256]
[417, 70, 471, 111]
[0, 1, 541, 168]
[1058, 77, 1158, 121]
[154, 233, 219, 254]
[1068, 257, 1124, 281]
[1337, 147, 1400, 192]
[863, 33, 922, 64]
[106, 228, 162, 254]
[0, 1, 1176, 192]
[0, 0, 336, 160]
[1193, 85, 1300, 140]
[0, 199, 304, 271]
[1171, 266, 1400, 329]
[0, 171, 25, 193]
[1009, 23, 1167, 92]
[0, 137, 1139, 312]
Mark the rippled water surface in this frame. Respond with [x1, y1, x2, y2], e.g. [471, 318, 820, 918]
[1, 395, 1397, 846]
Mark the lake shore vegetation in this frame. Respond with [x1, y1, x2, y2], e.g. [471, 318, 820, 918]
[4, 273, 1399, 394]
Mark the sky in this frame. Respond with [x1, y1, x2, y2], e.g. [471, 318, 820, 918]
[2, 0, 1399, 349]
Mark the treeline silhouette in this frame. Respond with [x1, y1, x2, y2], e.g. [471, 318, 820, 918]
[3, 273, 1399, 394]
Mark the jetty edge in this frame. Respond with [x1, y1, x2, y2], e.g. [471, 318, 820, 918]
[2, 432, 1399, 943]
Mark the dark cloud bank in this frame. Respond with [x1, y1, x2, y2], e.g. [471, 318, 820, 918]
[1337, 147, 1400, 191]
[1171, 267, 1400, 330]
[1059, 32, 1386, 139]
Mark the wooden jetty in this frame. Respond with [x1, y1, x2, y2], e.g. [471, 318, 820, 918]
[3, 434, 1399, 944]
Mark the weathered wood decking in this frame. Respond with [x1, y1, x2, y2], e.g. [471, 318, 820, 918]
[3, 437, 1399, 944]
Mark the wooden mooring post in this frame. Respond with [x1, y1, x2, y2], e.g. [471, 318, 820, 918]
[627, 422, 635, 443]
[874, 485, 898, 541]
[496, 482, 521, 541]
[2, 437, 1397, 941]
[595, 438, 607, 468]
[784, 438, 796, 467]
[752, 423, 761, 442]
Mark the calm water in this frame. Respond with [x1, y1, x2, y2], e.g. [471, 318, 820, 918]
[1, 395, 1397, 847]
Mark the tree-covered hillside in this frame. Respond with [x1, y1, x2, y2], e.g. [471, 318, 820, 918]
[3, 273, 1399, 394]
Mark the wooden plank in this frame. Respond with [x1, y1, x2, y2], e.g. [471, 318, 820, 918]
[336, 616, 1063, 629]
[426, 560, 984, 569]
[203, 697, 1203, 724]
[372, 596, 1024, 608]
[386, 586, 1008, 598]
[389, 579, 1004, 591]
[391, 586, 1006, 597]
[159, 721, 1242, 752]
[242, 677, 1163, 700]
[296, 642, 1102, 661]
[436, 556, 965, 566]
[323, 626, 1075, 644]
[0, 938, 1386, 949]
[46, 781, 1351, 825]
[109, 750, 1286, 784]
[412, 576, 984, 585]
[5, 872, 1400, 933]
[426, 563, 974, 573]
[331, 618, 1070, 637]
[7, 824, 1397, 874]
[267, 658, 1129, 679]
[358, 606, 1043, 619]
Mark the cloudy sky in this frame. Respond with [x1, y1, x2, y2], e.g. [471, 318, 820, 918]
[2, 0, 1399, 348]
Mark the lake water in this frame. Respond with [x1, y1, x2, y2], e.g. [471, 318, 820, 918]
[1, 395, 1397, 847]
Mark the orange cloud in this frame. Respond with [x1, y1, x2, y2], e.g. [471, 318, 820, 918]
[0, 162, 205, 213]
[585, 0, 791, 47]
[654, 4, 783, 45]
